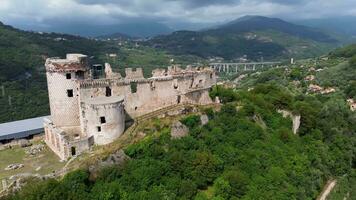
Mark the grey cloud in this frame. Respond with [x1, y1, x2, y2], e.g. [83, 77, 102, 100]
[0, 0, 355, 34]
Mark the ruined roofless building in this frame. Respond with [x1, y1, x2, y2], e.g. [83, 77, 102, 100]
[44, 54, 216, 160]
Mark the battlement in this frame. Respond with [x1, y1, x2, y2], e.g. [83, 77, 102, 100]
[45, 54, 89, 72]
[125, 68, 144, 80]
[78, 67, 213, 89]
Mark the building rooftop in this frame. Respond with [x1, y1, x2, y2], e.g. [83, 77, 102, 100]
[45, 54, 88, 72]
[0, 116, 48, 141]
[84, 96, 124, 105]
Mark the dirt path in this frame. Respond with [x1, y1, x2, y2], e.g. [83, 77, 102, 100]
[317, 180, 337, 200]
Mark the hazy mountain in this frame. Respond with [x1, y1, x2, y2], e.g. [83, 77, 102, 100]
[215, 15, 337, 43]
[16, 21, 173, 38]
[96, 32, 133, 40]
[146, 16, 341, 60]
[294, 16, 356, 37]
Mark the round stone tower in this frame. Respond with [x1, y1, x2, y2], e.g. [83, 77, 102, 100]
[45, 54, 89, 127]
[81, 96, 125, 145]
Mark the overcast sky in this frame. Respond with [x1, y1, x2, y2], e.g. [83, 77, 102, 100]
[0, 0, 355, 30]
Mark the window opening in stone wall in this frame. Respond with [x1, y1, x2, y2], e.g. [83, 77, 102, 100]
[210, 73, 213, 79]
[130, 82, 137, 93]
[67, 89, 73, 97]
[190, 78, 194, 88]
[135, 106, 138, 110]
[150, 81, 155, 91]
[92, 64, 104, 79]
[97, 126, 101, 132]
[71, 146, 76, 156]
[75, 71, 84, 79]
[66, 73, 71, 79]
[173, 79, 178, 89]
[177, 95, 181, 104]
[100, 116, 106, 124]
[106, 87, 112, 97]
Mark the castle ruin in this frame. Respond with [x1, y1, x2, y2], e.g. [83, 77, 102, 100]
[44, 54, 216, 160]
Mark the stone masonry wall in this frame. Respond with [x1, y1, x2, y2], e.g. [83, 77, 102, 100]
[80, 97, 125, 145]
[46, 72, 81, 127]
[79, 68, 216, 118]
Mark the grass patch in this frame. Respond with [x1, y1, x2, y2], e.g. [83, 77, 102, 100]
[0, 141, 65, 189]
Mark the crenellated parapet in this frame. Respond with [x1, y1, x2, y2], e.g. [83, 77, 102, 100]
[45, 54, 89, 73]
[125, 68, 144, 80]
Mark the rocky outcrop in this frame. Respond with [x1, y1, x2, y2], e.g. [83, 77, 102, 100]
[171, 121, 189, 139]
[277, 110, 301, 134]
[347, 99, 356, 111]
[88, 150, 130, 177]
[25, 144, 45, 156]
[308, 84, 336, 94]
[304, 75, 315, 81]
[4, 164, 24, 171]
[200, 114, 209, 125]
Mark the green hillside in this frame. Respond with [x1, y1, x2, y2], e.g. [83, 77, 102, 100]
[0, 22, 195, 123]
[0, 21, 121, 122]
[3, 45, 355, 200]
[146, 16, 341, 60]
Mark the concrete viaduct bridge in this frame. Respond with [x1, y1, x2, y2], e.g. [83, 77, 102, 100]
[209, 62, 282, 73]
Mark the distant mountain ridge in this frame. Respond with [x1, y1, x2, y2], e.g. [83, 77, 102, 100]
[145, 16, 341, 60]
[213, 15, 337, 43]
[96, 32, 133, 40]
[16, 21, 173, 38]
[295, 16, 356, 37]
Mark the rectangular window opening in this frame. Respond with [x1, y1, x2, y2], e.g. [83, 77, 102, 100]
[75, 71, 84, 79]
[97, 126, 101, 132]
[66, 73, 71, 79]
[71, 147, 76, 156]
[100, 116, 106, 124]
[106, 87, 112, 97]
[67, 89, 73, 97]
[177, 95, 181, 104]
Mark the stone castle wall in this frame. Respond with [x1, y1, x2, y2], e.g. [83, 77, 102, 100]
[80, 96, 125, 145]
[46, 72, 81, 127]
[44, 54, 216, 160]
[79, 68, 216, 118]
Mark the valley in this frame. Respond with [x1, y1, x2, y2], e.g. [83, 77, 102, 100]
[0, 12, 355, 200]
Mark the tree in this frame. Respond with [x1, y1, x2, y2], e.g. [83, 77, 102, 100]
[213, 177, 231, 199]
[350, 55, 356, 68]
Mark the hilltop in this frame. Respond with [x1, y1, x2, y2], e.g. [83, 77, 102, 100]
[146, 16, 341, 60]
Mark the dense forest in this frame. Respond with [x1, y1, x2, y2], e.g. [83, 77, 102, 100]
[3, 45, 355, 200]
[3, 84, 354, 200]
